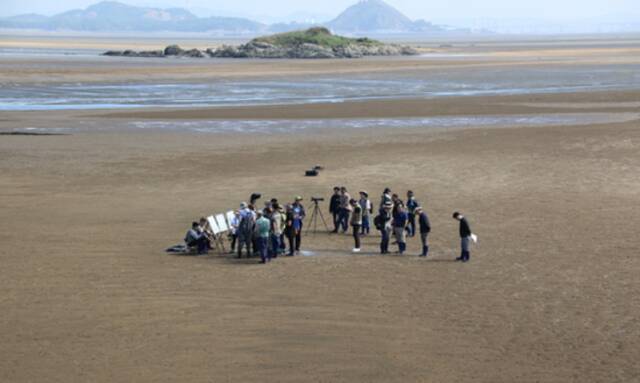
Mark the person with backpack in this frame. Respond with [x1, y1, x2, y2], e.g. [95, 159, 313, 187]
[406, 190, 419, 237]
[350, 199, 363, 252]
[415, 207, 431, 257]
[237, 202, 255, 258]
[359, 191, 372, 235]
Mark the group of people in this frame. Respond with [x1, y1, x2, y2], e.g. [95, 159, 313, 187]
[185, 196, 307, 264]
[329, 186, 475, 261]
[184, 187, 475, 264]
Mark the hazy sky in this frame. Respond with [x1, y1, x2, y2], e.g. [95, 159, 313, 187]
[2, 0, 639, 24]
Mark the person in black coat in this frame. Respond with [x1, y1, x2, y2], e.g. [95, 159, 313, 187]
[329, 186, 341, 233]
[453, 211, 472, 262]
[415, 207, 431, 257]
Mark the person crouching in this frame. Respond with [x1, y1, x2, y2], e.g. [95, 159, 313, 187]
[185, 221, 209, 255]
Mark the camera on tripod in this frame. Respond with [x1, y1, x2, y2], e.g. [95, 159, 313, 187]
[307, 197, 329, 233]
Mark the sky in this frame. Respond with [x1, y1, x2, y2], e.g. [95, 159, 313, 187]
[2, 0, 639, 25]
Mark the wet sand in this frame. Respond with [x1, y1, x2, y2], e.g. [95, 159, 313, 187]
[1, 37, 640, 382]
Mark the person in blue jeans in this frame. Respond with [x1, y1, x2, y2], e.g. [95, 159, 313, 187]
[270, 204, 285, 258]
[359, 191, 372, 235]
[453, 211, 473, 262]
[338, 187, 351, 233]
[393, 204, 409, 254]
[406, 190, 419, 237]
[255, 211, 272, 264]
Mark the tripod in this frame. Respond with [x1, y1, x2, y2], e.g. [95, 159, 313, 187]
[306, 199, 330, 234]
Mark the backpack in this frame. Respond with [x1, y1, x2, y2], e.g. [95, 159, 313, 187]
[239, 215, 254, 238]
[373, 215, 383, 230]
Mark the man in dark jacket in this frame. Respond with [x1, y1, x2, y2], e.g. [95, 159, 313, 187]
[329, 186, 341, 233]
[406, 190, 419, 237]
[453, 211, 473, 262]
[415, 207, 431, 257]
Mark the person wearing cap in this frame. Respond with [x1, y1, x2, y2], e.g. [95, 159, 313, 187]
[358, 191, 372, 235]
[329, 187, 341, 233]
[270, 204, 285, 258]
[393, 204, 409, 254]
[379, 202, 394, 254]
[349, 199, 363, 252]
[255, 211, 272, 264]
[292, 196, 306, 254]
[453, 212, 474, 262]
[338, 187, 351, 233]
[406, 190, 419, 238]
[415, 207, 431, 257]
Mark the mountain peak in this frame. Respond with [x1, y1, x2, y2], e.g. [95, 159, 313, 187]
[328, 0, 415, 32]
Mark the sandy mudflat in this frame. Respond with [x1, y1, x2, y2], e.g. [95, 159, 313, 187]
[1, 37, 640, 382]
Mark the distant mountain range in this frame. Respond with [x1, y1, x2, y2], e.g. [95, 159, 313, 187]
[0, 1, 264, 33]
[0, 0, 461, 35]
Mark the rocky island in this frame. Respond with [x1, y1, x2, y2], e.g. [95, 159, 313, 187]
[103, 27, 419, 59]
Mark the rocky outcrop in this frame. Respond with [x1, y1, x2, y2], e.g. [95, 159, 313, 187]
[103, 45, 206, 58]
[205, 41, 418, 59]
[103, 42, 417, 59]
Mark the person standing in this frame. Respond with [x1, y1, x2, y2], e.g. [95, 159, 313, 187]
[391, 194, 404, 217]
[228, 210, 240, 253]
[393, 204, 409, 254]
[329, 187, 341, 233]
[378, 202, 393, 254]
[415, 207, 431, 257]
[453, 211, 474, 262]
[350, 199, 363, 252]
[406, 190, 419, 237]
[270, 204, 285, 258]
[255, 211, 271, 264]
[359, 191, 372, 235]
[237, 202, 255, 258]
[380, 188, 392, 210]
[284, 204, 296, 256]
[292, 196, 306, 254]
[338, 187, 351, 233]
